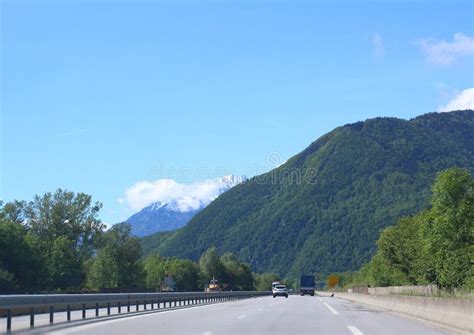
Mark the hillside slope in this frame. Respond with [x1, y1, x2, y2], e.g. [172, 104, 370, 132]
[142, 111, 474, 277]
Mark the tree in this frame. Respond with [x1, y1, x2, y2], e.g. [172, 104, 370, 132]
[24, 189, 104, 260]
[168, 259, 199, 291]
[143, 255, 199, 292]
[220, 252, 254, 290]
[47, 236, 83, 290]
[424, 168, 474, 289]
[85, 251, 119, 290]
[199, 247, 224, 282]
[143, 254, 167, 291]
[376, 215, 427, 285]
[89, 223, 143, 289]
[2, 190, 106, 291]
[0, 219, 41, 291]
[254, 273, 280, 291]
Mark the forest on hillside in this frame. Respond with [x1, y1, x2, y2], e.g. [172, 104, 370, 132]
[142, 111, 474, 277]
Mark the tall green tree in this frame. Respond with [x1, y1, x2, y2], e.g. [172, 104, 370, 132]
[199, 247, 224, 282]
[87, 223, 143, 290]
[424, 168, 474, 289]
[143, 254, 199, 291]
[25, 189, 104, 260]
[220, 252, 254, 290]
[85, 251, 119, 289]
[0, 219, 41, 292]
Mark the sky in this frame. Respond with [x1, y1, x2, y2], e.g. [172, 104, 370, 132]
[1, 0, 473, 225]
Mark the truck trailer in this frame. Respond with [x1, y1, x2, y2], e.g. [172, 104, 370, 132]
[299, 275, 315, 296]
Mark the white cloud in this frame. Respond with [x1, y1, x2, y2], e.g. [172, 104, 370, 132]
[372, 33, 384, 58]
[438, 88, 474, 112]
[418, 33, 474, 65]
[118, 176, 244, 213]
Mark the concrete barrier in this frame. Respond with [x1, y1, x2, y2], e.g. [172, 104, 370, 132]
[321, 291, 473, 334]
[368, 284, 439, 296]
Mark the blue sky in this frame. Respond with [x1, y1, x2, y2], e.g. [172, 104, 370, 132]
[1, 0, 473, 225]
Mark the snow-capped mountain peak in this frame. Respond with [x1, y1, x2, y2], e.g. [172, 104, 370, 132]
[126, 175, 247, 236]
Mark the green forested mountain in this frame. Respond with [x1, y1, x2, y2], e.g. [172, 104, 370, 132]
[142, 110, 474, 277]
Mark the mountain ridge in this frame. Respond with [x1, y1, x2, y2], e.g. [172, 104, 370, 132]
[142, 110, 474, 276]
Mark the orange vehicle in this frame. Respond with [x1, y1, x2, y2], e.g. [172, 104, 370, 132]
[205, 278, 221, 292]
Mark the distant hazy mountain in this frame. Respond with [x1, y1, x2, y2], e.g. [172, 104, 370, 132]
[127, 175, 247, 237]
[141, 110, 474, 276]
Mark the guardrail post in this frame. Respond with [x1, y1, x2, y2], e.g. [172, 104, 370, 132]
[7, 308, 12, 333]
[82, 304, 86, 319]
[107, 302, 111, 315]
[67, 305, 71, 321]
[95, 303, 99, 317]
[49, 306, 54, 324]
[144, 301, 147, 310]
[127, 301, 131, 313]
[136, 301, 139, 311]
[30, 307, 35, 328]
[118, 302, 121, 314]
[157, 300, 160, 309]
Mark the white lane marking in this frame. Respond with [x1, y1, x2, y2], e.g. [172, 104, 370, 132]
[238, 315, 247, 319]
[318, 298, 324, 302]
[347, 325, 363, 335]
[202, 332, 213, 335]
[323, 302, 339, 315]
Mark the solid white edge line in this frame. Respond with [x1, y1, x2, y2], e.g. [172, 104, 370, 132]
[347, 325, 364, 335]
[45, 302, 231, 334]
[323, 302, 339, 315]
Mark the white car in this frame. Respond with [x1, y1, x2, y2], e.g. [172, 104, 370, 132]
[272, 284, 288, 298]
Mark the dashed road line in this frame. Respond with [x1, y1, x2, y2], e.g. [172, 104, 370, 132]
[347, 325, 363, 335]
[237, 315, 247, 320]
[323, 302, 339, 315]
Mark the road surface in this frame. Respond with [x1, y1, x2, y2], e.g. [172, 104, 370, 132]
[6, 295, 448, 335]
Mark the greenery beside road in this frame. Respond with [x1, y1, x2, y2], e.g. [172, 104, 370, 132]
[334, 168, 473, 291]
[0, 193, 279, 293]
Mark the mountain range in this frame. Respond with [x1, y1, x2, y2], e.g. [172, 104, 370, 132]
[141, 110, 474, 277]
[127, 175, 247, 236]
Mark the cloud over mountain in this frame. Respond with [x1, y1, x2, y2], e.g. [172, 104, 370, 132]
[118, 175, 246, 212]
[438, 88, 474, 112]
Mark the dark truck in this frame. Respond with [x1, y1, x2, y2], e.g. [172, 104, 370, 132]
[299, 275, 315, 296]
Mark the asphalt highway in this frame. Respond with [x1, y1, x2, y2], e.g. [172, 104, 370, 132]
[5, 294, 449, 335]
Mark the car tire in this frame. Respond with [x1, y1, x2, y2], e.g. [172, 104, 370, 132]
[273, 295, 276, 298]
[285, 295, 288, 298]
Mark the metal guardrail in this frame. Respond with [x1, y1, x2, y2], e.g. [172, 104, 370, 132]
[0, 291, 271, 333]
